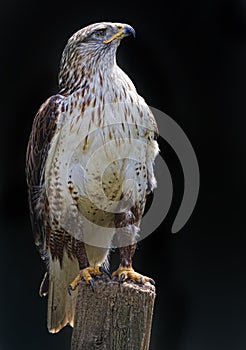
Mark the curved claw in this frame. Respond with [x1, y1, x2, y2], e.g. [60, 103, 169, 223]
[99, 266, 112, 279]
[149, 278, 155, 286]
[89, 279, 94, 292]
[119, 273, 125, 283]
[68, 285, 73, 296]
[140, 276, 145, 285]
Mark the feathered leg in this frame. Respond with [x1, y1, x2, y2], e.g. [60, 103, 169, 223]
[112, 208, 155, 285]
[68, 238, 112, 293]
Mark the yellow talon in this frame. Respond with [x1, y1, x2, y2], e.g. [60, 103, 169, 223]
[68, 266, 103, 292]
[112, 265, 154, 285]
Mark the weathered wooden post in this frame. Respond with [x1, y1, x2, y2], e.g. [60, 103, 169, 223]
[71, 276, 156, 350]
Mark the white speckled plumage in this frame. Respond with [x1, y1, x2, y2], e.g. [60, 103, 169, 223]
[26, 22, 158, 333]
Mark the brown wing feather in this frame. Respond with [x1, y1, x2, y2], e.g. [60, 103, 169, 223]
[26, 96, 85, 332]
[26, 94, 63, 259]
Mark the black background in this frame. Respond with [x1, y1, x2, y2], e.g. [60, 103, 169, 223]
[1, 1, 246, 349]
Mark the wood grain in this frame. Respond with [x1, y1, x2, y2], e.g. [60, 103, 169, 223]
[71, 276, 156, 350]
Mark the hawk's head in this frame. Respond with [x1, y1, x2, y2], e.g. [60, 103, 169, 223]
[68, 22, 135, 47]
[58, 22, 135, 92]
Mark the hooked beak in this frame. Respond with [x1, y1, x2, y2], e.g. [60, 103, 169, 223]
[103, 23, 135, 44]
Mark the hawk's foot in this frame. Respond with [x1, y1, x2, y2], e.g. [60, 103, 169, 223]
[112, 265, 155, 285]
[68, 266, 110, 294]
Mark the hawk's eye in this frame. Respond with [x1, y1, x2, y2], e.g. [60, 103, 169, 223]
[95, 28, 107, 38]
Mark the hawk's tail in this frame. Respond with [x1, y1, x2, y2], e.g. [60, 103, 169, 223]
[45, 251, 79, 333]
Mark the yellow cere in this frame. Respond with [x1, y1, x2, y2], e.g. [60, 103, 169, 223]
[103, 25, 124, 44]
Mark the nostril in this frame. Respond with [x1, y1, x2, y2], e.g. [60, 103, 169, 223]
[116, 24, 123, 30]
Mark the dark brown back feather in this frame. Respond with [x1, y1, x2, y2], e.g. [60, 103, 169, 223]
[26, 95, 63, 259]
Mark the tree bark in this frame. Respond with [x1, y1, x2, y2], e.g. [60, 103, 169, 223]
[71, 276, 156, 350]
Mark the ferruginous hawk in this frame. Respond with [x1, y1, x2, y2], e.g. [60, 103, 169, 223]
[26, 22, 159, 333]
